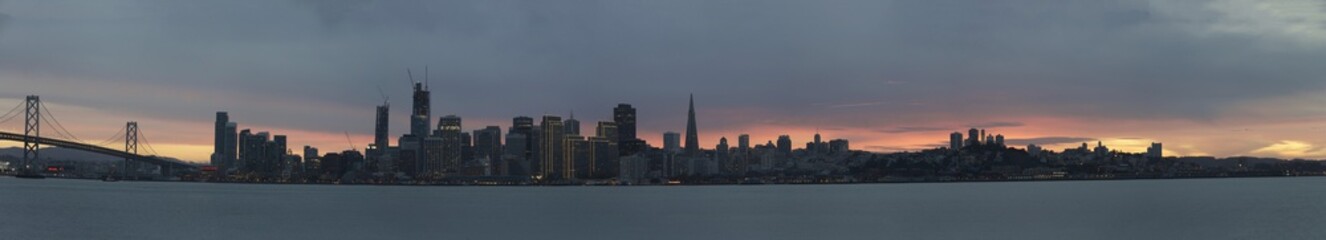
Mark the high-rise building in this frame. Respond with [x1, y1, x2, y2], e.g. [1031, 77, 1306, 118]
[539, 116, 565, 180]
[663, 132, 681, 153]
[950, 132, 964, 150]
[684, 94, 700, 156]
[995, 134, 1005, 146]
[511, 116, 534, 163]
[595, 121, 618, 142]
[503, 132, 528, 176]
[716, 137, 730, 167]
[738, 134, 750, 155]
[272, 135, 288, 174]
[776, 135, 792, 156]
[372, 103, 390, 161]
[563, 135, 586, 179]
[564, 112, 580, 136]
[473, 126, 502, 163]
[613, 104, 637, 142]
[303, 145, 319, 173]
[437, 115, 463, 175]
[586, 136, 617, 178]
[410, 82, 431, 137]
[614, 104, 644, 156]
[967, 128, 981, 146]
[211, 112, 237, 174]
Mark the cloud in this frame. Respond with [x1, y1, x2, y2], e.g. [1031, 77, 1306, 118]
[879, 126, 950, 134]
[2, 1, 1326, 160]
[1004, 137, 1095, 146]
[967, 121, 1025, 129]
[1251, 140, 1326, 158]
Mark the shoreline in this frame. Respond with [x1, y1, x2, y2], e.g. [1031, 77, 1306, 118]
[9, 173, 1320, 187]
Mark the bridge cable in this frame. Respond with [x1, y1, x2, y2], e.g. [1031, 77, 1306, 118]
[39, 115, 78, 141]
[136, 128, 161, 156]
[94, 126, 127, 147]
[0, 101, 23, 125]
[38, 101, 86, 143]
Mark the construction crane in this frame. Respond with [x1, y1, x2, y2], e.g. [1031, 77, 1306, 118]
[344, 132, 357, 151]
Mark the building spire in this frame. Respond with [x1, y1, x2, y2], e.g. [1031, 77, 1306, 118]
[685, 93, 699, 156]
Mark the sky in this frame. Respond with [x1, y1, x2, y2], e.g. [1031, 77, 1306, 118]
[1, 0, 1325, 163]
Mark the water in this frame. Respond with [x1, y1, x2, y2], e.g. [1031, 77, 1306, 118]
[2, 177, 1324, 240]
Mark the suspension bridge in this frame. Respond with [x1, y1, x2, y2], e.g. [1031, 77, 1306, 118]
[0, 95, 199, 178]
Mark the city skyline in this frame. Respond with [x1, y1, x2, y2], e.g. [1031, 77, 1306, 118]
[3, 1, 1326, 162]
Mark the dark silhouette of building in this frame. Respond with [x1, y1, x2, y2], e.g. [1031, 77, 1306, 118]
[564, 111, 580, 136]
[211, 112, 237, 174]
[410, 82, 430, 137]
[777, 135, 792, 156]
[371, 103, 389, 165]
[539, 116, 564, 180]
[684, 94, 700, 156]
[437, 115, 463, 175]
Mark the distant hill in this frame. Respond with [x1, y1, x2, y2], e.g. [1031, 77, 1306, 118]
[0, 147, 132, 162]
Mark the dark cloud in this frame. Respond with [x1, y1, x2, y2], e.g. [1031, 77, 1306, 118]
[0, 0, 1323, 147]
[967, 122, 1025, 129]
[1004, 137, 1096, 146]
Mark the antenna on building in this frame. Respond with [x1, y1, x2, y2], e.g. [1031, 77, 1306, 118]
[424, 65, 429, 90]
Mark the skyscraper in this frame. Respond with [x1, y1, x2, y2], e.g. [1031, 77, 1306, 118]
[663, 132, 681, 153]
[738, 134, 750, 155]
[614, 104, 644, 156]
[303, 145, 318, 173]
[716, 137, 733, 174]
[372, 103, 390, 159]
[410, 82, 431, 137]
[613, 104, 637, 142]
[563, 135, 586, 179]
[563, 111, 580, 136]
[595, 121, 618, 141]
[776, 135, 792, 156]
[967, 128, 981, 146]
[473, 126, 502, 163]
[684, 94, 700, 156]
[437, 115, 463, 175]
[212, 112, 237, 173]
[539, 116, 565, 180]
[511, 116, 534, 162]
[950, 132, 964, 150]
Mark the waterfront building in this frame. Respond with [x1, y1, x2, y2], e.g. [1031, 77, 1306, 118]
[437, 115, 463, 175]
[539, 116, 565, 180]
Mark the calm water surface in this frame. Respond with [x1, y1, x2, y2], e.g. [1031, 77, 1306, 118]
[2, 177, 1324, 240]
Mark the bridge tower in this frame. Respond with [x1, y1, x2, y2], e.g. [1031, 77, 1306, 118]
[124, 121, 138, 178]
[22, 96, 40, 171]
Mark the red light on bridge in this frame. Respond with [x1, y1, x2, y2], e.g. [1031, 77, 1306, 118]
[201, 166, 218, 172]
[46, 166, 62, 173]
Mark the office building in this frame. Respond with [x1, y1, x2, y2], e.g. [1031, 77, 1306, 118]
[564, 112, 580, 136]
[663, 132, 681, 154]
[539, 116, 565, 180]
